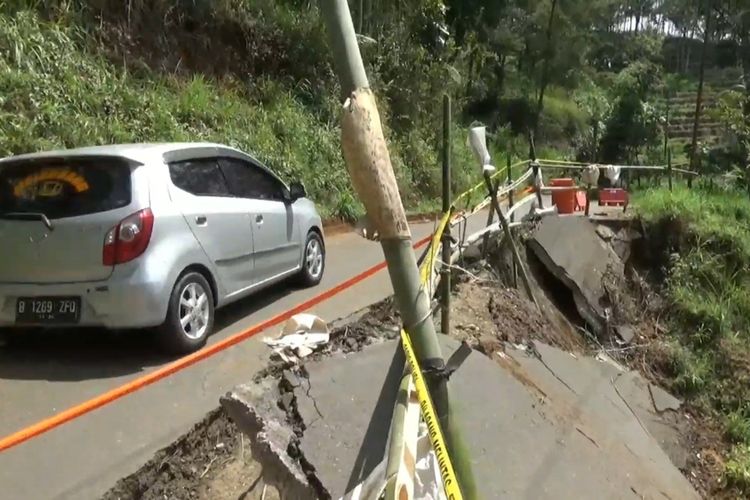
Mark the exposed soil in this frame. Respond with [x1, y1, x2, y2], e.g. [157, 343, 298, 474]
[448, 277, 584, 356]
[103, 409, 279, 500]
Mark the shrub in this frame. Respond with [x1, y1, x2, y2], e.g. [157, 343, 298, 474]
[636, 187, 750, 487]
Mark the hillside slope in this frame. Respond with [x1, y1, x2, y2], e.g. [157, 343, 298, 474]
[0, 6, 479, 219]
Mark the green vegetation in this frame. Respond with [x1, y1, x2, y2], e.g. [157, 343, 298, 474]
[0, 5, 484, 219]
[0, 10, 350, 217]
[0, 0, 746, 219]
[727, 444, 750, 489]
[0, 9, 486, 219]
[636, 187, 750, 492]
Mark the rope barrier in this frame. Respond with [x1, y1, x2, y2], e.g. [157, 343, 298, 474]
[537, 160, 699, 175]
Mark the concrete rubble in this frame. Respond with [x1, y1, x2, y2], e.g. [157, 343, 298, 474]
[220, 377, 321, 499]
[528, 216, 630, 337]
[223, 335, 698, 499]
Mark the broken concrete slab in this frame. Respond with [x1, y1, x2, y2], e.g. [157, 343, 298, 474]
[650, 383, 682, 413]
[614, 324, 635, 344]
[593, 220, 643, 263]
[595, 224, 616, 241]
[609, 370, 689, 469]
[221, 378, 321, 499]
[293, 341, 404, 497]
[528, 215, 624, 335]
[506, 341, 692, 476]
[227, 334, 698, 499]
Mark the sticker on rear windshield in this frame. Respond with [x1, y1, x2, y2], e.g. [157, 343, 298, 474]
[13, 168, 90, 199]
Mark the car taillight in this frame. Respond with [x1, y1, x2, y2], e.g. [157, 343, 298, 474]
[103, 208, 155, 266]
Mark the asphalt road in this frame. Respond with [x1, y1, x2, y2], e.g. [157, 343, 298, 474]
[0, 210, 495, 500]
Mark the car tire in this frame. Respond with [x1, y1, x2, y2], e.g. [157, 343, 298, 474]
[159, 272, 215, 355]
[298, 231, 325, 287]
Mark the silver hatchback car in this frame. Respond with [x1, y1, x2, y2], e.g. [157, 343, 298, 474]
[0, 143, 325, 353]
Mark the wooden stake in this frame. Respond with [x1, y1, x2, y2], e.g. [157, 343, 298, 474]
[482, 177, 498, 258]
[667, 149, 673, 191]
[483, 172, 540, 311]
[441, 95, 451, 335]
[507, 154, 517, 287]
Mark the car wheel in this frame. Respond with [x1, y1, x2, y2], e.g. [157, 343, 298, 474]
[159, 272, 215, 354]
[298, 231, 325, 287]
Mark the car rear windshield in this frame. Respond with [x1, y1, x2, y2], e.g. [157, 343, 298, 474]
[0, 157, 132, 220]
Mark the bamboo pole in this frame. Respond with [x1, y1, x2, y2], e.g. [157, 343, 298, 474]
[483, 172, 540, 311]
[506, 153, 517, 288]
[531, 161, 545, 209]
[384, 373, 419, 500]
[319, 2, 476, 496]
[584, 184, 591, 216]
[441, 95, 451, 335]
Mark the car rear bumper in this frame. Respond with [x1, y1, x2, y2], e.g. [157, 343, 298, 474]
[0, 266, 170, 330]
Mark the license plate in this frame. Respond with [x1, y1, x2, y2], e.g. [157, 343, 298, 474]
[15, 297, 81, 324]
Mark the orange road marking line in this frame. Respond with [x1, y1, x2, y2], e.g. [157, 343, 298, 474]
[0, 234, 433, 452]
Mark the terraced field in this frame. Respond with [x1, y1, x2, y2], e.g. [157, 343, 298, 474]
[658, 68, 743, 163]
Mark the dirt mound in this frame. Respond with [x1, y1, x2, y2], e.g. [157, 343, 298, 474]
[447, 274, 585, 357]
[488, 288, 582, 351]
[102, 409, 266, 500]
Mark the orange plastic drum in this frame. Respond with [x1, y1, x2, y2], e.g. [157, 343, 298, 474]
[551, 178, 576, 214]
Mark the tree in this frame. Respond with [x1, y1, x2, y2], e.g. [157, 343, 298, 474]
[689, 0, 713, 171]
[738, 5, 749, 133]
[600, 61, 663, 162]
[531, 0, 560, 153]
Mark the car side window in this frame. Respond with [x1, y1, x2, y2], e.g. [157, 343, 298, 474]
[169, 159, 231, 197]
[219, 158, 285, 201]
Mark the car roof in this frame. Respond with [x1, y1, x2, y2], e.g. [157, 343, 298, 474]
[0, 142, 261, 166]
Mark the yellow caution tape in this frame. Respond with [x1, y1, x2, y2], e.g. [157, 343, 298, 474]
[397, 209, 461, 498]
[398, 155, 532, 499]
[420, 210, 452, 285]
[452, 159, 530, 207]
[400, 329, 463, 500]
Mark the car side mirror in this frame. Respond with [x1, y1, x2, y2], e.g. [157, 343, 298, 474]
[289, 181, 306, 201]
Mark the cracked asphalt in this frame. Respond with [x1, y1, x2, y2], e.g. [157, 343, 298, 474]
[0, 212, 493, 500]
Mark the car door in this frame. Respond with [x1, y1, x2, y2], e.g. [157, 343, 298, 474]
[218, 157, 301, 285]
[167, 158, 255, 295]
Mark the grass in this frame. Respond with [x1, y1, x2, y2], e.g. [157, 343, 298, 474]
[727, 445, 750, 490]
[635, 187, 750, 492]
[0, 10, 487, 221]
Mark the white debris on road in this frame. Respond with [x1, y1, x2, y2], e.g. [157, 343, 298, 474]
[263, 313, 330, 362]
